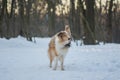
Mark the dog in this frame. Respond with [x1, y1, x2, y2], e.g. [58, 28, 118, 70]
[48, 25, 71, 70]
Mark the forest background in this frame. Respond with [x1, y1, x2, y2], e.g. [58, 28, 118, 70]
[0, 0, 120, 44]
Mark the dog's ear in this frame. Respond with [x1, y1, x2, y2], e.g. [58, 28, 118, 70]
[65, 25, 71, 36]
[58, 32, 64, 38]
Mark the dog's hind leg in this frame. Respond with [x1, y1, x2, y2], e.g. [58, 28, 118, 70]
[50, 57, 53, 68]
[48, 49, 53, 68]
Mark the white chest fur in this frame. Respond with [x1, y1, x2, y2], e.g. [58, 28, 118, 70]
[56, 45, 68, 57]
[55, 38, 68, 57]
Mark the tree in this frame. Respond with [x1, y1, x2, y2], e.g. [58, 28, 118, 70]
[112, 0, 120, 43]
[46, 0, 56, 36]
[106, 0, 114, 43]
[83, 0, 96, 44]
[69, 0, 75, 38]
[74, 0, 81, 40]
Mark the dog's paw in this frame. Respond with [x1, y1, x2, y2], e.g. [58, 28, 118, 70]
[49, 65, 52, 68]
[61, 68, 65, 71]
[53, 67, 57, 70]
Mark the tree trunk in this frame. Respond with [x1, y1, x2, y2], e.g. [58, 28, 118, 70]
[74, 0, 81, 40]
[47, 0, 56, 37]
[106, 0, 114, 43]
[112, 1, 120, 43]
[69, 0, 75, 38]
[10, 0, 15, 18]
[25, 0, 32, 41]
[84, 0, 96, 45]
[18, 0, 25, 37]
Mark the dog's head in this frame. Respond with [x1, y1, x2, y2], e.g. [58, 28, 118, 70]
[57, 25, 71, 48]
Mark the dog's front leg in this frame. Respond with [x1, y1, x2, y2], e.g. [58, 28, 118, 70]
[61, 56, 64, 70]
[53, 57, 58, 70]
[59, 56, 64, 70]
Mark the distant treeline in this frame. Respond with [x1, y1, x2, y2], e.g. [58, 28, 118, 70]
[0, 0, 120, 44]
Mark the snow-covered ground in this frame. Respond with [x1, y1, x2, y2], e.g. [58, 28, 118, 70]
[0, 37, 120, 80]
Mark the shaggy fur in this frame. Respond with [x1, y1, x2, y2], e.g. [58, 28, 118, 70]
[48, 25, 71, 70]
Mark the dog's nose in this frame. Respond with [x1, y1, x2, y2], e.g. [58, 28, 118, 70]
[68, 38, 71, 40]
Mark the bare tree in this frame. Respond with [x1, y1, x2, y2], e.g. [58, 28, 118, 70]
[106, 0, 114, 43]
[83, 0, 96, 44]
[46, 0, 56, 36]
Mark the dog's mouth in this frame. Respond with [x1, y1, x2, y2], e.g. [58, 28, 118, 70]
[64, 42, 71, 48]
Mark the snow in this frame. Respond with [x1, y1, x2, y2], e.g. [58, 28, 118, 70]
[0, 37, 120, 80]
